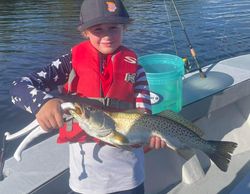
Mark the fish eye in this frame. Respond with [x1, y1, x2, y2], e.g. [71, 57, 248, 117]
[86, 106, 95, 112]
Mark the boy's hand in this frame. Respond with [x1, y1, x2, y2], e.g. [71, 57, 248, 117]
[144, 136, 167, 153]
[36, 98, 64, 131]
[149, 136, 166, 149]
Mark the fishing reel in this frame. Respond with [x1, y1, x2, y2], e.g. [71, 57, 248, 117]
[182, 57, 192, 73]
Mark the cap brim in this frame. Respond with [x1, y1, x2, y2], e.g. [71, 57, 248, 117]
[78, 17, 132, 31]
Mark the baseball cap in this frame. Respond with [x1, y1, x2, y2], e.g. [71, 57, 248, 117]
[78, 0, 131, 31]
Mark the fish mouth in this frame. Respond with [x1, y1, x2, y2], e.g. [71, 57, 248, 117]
[74, 103, 83, 115]
[69, 103, 101, 121]
[68, 103, 86, 119]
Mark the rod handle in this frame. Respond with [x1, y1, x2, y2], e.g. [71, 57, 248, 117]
[190, 48, 196, 58]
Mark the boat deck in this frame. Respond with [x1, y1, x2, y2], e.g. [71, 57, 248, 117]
[1, 54, 250, 194]
[167, 150, 250, 194]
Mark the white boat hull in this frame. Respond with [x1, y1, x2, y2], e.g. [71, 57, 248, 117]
[1, 54, 250, 194]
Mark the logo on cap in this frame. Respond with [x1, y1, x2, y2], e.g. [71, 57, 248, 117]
[106, 1, 117, 12]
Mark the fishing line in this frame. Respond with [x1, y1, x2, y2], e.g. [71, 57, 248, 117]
[163, 0, 191, 72]
[163, 0, 178, 56]
[168, 0, 206, 78]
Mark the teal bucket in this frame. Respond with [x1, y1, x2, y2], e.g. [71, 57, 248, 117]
[138, 54, 184, 114]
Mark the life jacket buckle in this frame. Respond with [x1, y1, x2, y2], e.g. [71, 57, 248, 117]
[104, 98, 133, 110]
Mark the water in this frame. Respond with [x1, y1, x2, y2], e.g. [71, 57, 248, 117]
[1, 0, 250, 157]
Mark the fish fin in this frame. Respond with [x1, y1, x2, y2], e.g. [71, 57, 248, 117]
[157, 110, 204, 137]
[176, 148, 195, 160]
[113, 144, 133, 151]
[206, 140, 238, 172]
[122, 109, 143, 114]
[108, 131, 130, 146]
[93, 143, 104, 163]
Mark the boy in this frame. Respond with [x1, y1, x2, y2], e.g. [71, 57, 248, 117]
[10, 0, 166, 193]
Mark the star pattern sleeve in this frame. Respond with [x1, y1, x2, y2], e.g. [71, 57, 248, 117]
[9, 53, 72, 114]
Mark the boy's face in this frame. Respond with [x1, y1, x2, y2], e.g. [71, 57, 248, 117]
[84, 23, 124, 55]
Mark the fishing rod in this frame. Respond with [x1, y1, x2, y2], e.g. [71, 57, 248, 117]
[0, 135, 6, 181]
[171, 0, 206, 78]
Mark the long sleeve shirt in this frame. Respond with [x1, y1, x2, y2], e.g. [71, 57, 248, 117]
[10, 52, 152, 114]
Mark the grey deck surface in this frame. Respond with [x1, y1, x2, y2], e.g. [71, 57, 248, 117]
[1, 54, 250, 194]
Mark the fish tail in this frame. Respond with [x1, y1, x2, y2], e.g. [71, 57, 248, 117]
[206, 140, 237, 172]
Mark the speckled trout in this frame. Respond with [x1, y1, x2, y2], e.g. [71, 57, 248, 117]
[69, 103, 237, 172]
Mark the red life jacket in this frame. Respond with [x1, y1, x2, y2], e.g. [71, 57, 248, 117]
[57, 41, 139, 143]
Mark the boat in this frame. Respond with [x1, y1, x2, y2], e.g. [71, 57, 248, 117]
[1, 54, 250, 194]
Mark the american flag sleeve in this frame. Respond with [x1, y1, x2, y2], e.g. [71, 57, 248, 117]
[134, 66, 152, 114]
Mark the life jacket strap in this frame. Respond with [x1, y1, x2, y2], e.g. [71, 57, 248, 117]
[59, 95, 134, 111]
[102, 97, 134, 110]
